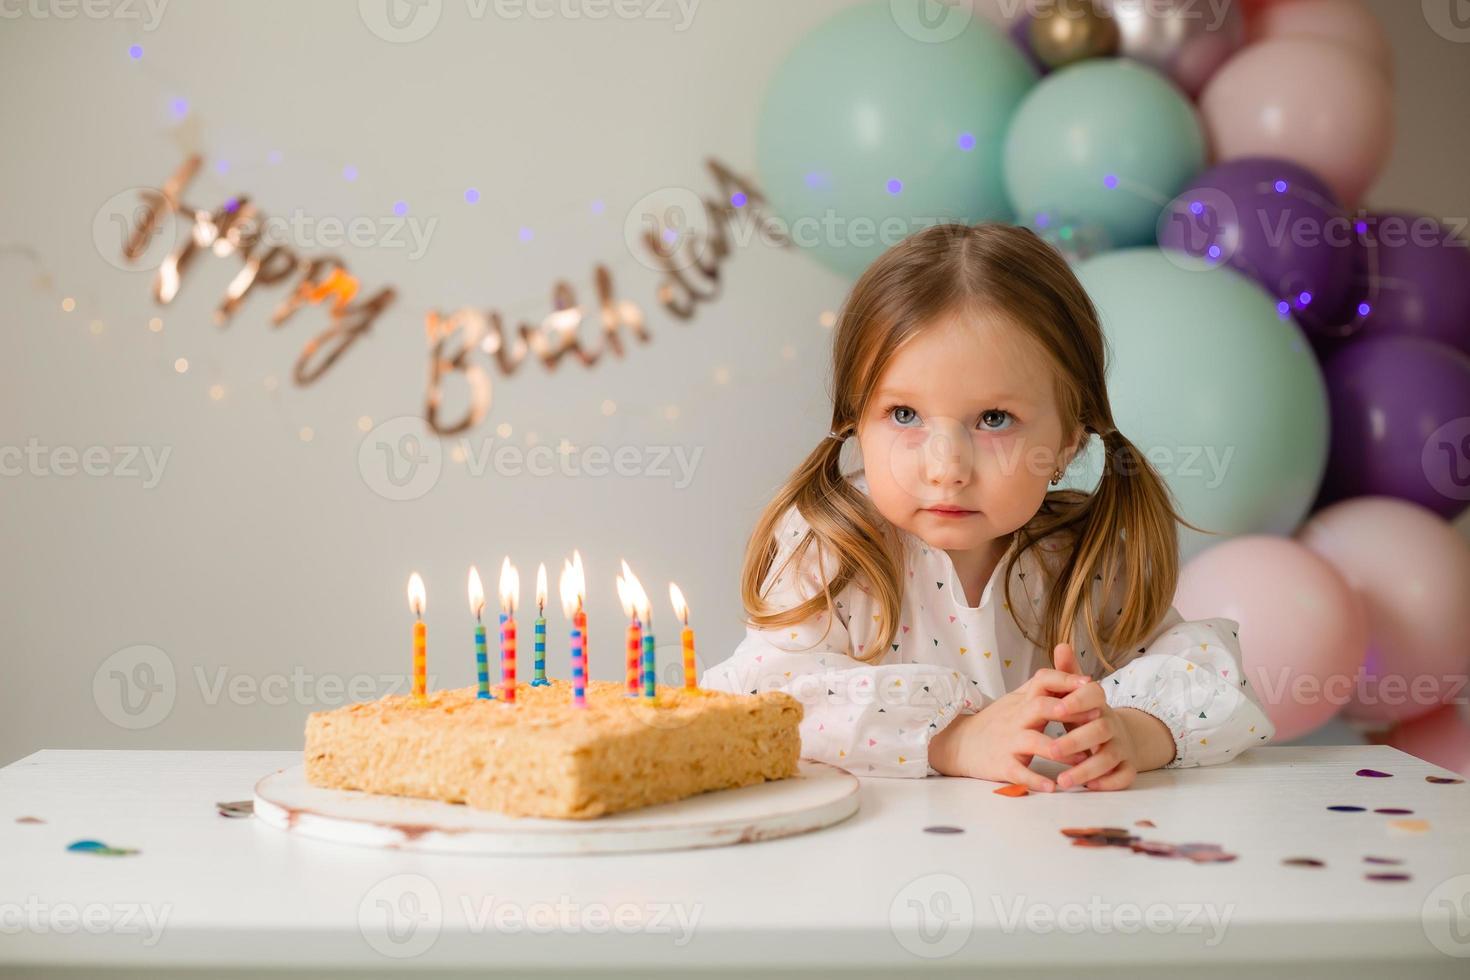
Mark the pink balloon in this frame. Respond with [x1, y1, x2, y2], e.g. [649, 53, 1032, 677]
[1297, 497, 1470, 725]
[1377, 705, 1470, 777]
[1200, 37, 1393, 205]
[1175, 535, 1366, 742]
[1249, 0, 1392, 78]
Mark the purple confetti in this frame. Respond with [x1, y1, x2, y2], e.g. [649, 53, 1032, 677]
[1356, 768, 1394, 778]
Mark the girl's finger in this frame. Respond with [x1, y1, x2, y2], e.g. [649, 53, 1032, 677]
[1027, 669, 1094, 697]
[1051, 717, 1111, 757]
[1056, 746, 1122, 789]
[1055, 682, 1104, 716]
[1086, 761, 1136, 792]
[1008, 764, 1056, 794]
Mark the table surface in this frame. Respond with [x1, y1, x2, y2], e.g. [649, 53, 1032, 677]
[2, 746, 1468, 976]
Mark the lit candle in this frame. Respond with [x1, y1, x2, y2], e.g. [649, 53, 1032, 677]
[622, 563, 656, 701]
[560, 563, 586, 707]
[468, 565, 493, 700]
[531, 563, 550, 686]
[617, 568, 641, 697]
[669, 582, 697, 689]
[499, 558, 518, 704]
[407, 572, 427, 705]
[572, 550, 588, 670]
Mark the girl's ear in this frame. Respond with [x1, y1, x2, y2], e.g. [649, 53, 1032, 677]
[1059, 426, 1087, 472]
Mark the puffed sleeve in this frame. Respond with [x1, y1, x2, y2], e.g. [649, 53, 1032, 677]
[701, 505, 969, 778]
[1096, 611, 1277, 769]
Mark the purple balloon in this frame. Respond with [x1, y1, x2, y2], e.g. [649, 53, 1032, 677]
[1158, 158, 1361, 335]
[1348, 211, 1470, 358]
[1316, 335, 1470, 521]
[1009, 15, 1049, 76]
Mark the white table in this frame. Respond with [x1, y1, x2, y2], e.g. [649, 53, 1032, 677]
[1, 746, 1467, 979]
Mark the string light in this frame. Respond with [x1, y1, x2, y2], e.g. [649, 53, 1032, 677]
[601, 400, 617, 416]
[60, 297, 75, 312]
[209, 384, 225, 401]
[818, 310, 837, 328]
[173, 357, 189, 373]
[357, 416, 373, 432]
[298, 426, 314, 442]
[148, 317, 163, 332]
[496, 422, 512, 438]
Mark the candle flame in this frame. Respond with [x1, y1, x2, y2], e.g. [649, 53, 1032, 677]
[467, 565, 485, 619]
[407, 572, 426, 618]
[498, 557, 519, 615]
[536, 562, 548, 613]
[616, 574, 635, 620]
[558, 561, 580, 621]
[669, 581, 689, 625]
[621, 561, 651, 627]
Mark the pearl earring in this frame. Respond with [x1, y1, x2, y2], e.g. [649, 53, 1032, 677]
[1050, 470, 1062, 486]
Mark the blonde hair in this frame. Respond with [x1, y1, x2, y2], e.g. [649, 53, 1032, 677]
[740, 223, 1208, 672]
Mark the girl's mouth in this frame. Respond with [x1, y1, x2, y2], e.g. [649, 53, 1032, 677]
[922, 506, 977, 517]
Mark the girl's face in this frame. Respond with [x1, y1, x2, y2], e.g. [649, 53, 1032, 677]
[855, 309, 1083, 553]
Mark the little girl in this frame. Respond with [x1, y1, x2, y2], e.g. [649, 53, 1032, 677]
[701, 223, 1275, 792]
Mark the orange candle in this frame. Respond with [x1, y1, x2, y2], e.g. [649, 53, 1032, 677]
[670, 582, 696, 689]
[498, 558, 518, 703]
[408, 572, 427, 705]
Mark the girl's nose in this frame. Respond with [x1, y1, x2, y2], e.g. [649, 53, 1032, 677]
[921, 418, 973, 489]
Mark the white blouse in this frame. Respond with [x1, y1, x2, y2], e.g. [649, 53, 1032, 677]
[702, 470, 1276, 778]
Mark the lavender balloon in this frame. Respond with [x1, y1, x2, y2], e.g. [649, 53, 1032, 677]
[1350, 211, 1470, 358]
[1317, 335, 1470, 521]
[1158, 158, 1361, 334]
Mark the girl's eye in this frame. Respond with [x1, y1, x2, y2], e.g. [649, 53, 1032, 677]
[889, 406, 920, 427]
[979, 409, 1014, 432]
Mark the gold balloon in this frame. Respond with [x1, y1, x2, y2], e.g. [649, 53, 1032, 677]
[1028, 0, 1120, 70]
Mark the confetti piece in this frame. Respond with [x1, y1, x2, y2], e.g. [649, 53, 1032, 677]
[1363, 856, 1403, 865]
[923, 825, 964, 834]
[994, 783, 1030, 797]
[1356, 768, 1393, 778]
[15, 816, 44, 824]
[1061, 828, 1235, 863]
[1373, 807, 1414, 815]
[1135, 819, 1156, 828]
[1426, 775, 1464, 784]
[1388, 819, 1430, 835]
[216, 800, 254, 819]
[1283, 858, 1325, 868]
[1365, 872, 1412, 882]
[1327, 805, 1366, 812]
[66, 839, 138, 857]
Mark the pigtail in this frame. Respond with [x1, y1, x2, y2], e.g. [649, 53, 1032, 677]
[740, 423, 904, 664]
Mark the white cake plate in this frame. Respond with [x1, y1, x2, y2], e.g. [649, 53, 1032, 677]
[253, 760, 859, 856]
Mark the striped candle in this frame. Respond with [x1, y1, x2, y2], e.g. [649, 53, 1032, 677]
[625, 616, 641, 696]
[669, 582, 697, 690]
[408, 572, 427, 705]
[571, 623, 586, 707]
[499, 558, 519, 704]
[641, 628, 656, 700]
[502, 614, 517, 703]
[531, 563, 550, 686]
[469, 565, 493, 700]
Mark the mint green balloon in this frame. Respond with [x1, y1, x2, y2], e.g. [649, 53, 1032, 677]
[1004, 61, 1204, 247]
[756, 1, 1035, 279]
[1066, 249, 1329, 560]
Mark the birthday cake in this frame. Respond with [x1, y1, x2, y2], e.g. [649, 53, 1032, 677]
[303, 679, 803, 820]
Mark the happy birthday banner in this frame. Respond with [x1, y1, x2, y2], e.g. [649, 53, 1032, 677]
[117, 155, 789, 434]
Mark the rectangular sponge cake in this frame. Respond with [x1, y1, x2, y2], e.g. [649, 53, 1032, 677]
[304, 679, 803, 820]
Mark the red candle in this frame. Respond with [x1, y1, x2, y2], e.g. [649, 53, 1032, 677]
[498, 558, 518, 704]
